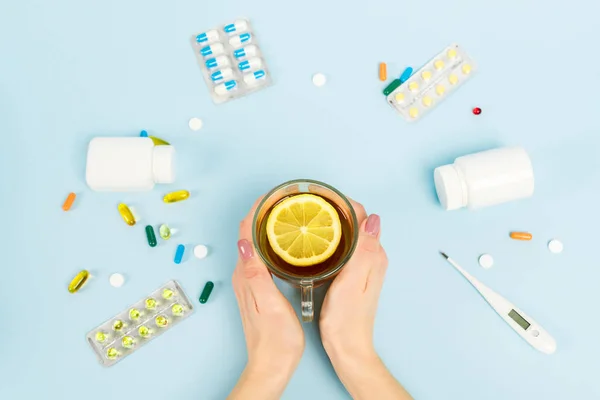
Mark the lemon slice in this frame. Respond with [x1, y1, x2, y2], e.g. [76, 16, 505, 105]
[266, 194, 342, 267]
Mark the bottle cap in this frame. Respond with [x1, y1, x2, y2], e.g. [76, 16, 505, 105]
[434, 165, 467, 211]
[152, 146, 176, 184]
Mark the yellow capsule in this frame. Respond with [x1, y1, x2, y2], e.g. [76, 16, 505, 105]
[449, 74, 459, 85]
[117, 203, 136, 226]
[422, 96, 433, 107]
[421, 71, 432, 81]
[436, 85, 446, 96]
[462, 64, 472, 75]
[172, 303, 184, 316]
[163, 190, 190, 203]
[122, 336, 135, 349]
[139, 325, 151, 338]
[68, 270, 89, 293]
[408, 82, 419, 92]
[95, 331, 107, 342]
[106, 348, 119, 359]
[434, 60, 445, 70]
[155, 315, 169, 328]
[113, 320, 124, 331]
[409, 107, 419, 119]
[129, 308, 141, 321]
[145, 298, 157, 310]
[162, 288, 174, 300]
[149, 136, 170, 146]
[447, 48, 458, 59]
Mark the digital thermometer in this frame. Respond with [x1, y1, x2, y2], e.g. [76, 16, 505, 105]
[440, 252, 557, 354]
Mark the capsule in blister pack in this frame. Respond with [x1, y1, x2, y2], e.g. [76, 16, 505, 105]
[191, 18, 272, 104]
[387, 44, 476, 122]
[86, 280, 194, 367]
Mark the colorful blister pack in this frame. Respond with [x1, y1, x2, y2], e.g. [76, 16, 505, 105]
[191, 18, 272, 104]
[86, 280, 194, 367]
[387, 44, 476, 122]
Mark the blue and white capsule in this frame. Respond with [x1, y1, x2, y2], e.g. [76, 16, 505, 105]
[238, 57, 262, 71]
[229, 33, 251, 47]
[196, 30, 219, 44]
[233, 45, 258, 60]
[224, 20, 248, 35]
[211, 68, 234, 82]
[205, 55, 230, 69]
[200, 43, 224, 57]
[243, 70, 266, 85]
[214, 80, 237, 95]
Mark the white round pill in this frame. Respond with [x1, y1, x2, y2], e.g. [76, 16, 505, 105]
[312, 73, 327, 87]
[478, 254, 494, 269]
[548, 239, 563, 254]
[194, 244, 209, 259]
[188, 117, 203, 131]
[109, 273, 125, 288]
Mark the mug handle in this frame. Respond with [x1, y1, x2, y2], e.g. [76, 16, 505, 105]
[300, 280, 314, 323]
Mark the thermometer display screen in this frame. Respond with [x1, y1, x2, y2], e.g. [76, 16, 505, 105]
[508, 309, 531, 330]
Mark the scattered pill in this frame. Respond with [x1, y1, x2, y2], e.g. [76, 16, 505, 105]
[548, 239, 563, 254]
[145, 225, 157, 247]
[478, 254, 494, 269]
[229, 33, 251, 47]
[196, 30, 219, 44]
[238, 57, 262, 71]
[472, 107, 482, 115]
[62, 192, 76, 211]
[399, 67, 413, 83]
[243, 70, 266, 85]
[129, 308, 141, 321]
[224, 20, 248, 34]
[113, 320, 124, 331]
[145, 298, 157, 310]
[162, 288, 174, 299]
[95, 331, 107, 342]
[68, 270, 89, 293]
[312, 73, 327, 87]
[205, 55, 229, 69]
[117, 203, 136, 226]
[106, 348, 119, 359]
[159, 224, 172, 240]
[379, 62, 387, 81]
[172, 303, 184, 316]
[199, 281, 215, 304]
[122, 336, 135, 349]
[140, 130, 148, 137]
[149, 136, 170, 146]
[211, 68, 234, 82]
[200, 43, 224, 57]
[174, 244, 185, 264]
[510, 231, 532, 241]
[215, 80, 237, 95]
[155, 315, 169, 328]
[234, 45, 258, 59]
[383, 79, 401, 95]
[163, 190, 190, 203]
[188, 117, 203, 131]
[138, 325, 151, 338]
[194, 244, 209, 259]
[109, 273, 125, 288]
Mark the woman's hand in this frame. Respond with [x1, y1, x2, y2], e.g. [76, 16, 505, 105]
[228, 199, 304, 400]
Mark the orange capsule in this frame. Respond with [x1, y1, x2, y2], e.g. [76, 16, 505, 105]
[62, 192, 76, 211]
[379, 63, 387, 81]
[510, 232, 533, 241]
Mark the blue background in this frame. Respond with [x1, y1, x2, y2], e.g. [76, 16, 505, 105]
[1, 0, 599, 398]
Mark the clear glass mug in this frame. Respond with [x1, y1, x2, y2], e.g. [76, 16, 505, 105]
[252, 179, 359, 322]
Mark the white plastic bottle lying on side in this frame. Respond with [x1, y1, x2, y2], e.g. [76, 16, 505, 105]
[434, 147, 534, 210]
[86, 137, 175, 191]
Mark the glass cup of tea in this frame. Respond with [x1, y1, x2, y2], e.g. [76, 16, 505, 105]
[252, 179, 359, 322]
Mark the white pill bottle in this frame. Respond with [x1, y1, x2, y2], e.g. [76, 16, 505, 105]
[86, 137, 175, 191]
[434, 146, 534, 211]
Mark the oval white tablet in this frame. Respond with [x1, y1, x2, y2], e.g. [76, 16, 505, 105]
[189, 117, 203, 131]
[312, 73, 327, 87]
[110, 273, 125, 288]
[548, 239, 563, 254]
[194, 244, 209, 259]
[478, 254, 494, 269]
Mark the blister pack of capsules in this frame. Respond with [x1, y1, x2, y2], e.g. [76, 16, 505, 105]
[191, 18, 272, 104]
[86, 280, 194, 367]
[387, 44, 476, 121]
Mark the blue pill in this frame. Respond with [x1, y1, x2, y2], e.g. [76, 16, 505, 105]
[174, 244, 185, 264]
[224, 20, 248, 34]
[205, 55, 229, 69]
[233, 45, 258, 59]
[211, 68, 233, 82]
[140, 130, 148, 137]
[238, 58, 262, 71]
[399, 67, 413, 84]
[196, 30, 218, 44]
[200, 43, 224, 57]
[229, 33, 251, 47]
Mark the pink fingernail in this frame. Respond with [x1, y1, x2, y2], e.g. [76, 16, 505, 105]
[365, 214, 381, 236]
[238, 239, 254, 261]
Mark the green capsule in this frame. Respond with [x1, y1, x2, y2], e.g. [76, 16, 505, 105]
[199, 281, 214, 304]
[159, 224, 171, 240]
[383, 79, 402, 96]
[145, 225, 157, 247]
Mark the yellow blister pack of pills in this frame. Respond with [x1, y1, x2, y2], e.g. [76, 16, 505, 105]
[387, 44, 476, 122]
[86, 280, 194, 367]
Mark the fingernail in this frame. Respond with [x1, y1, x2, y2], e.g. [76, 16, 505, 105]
[237, 239, 254, 261]
[365, 214, 381, 236]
